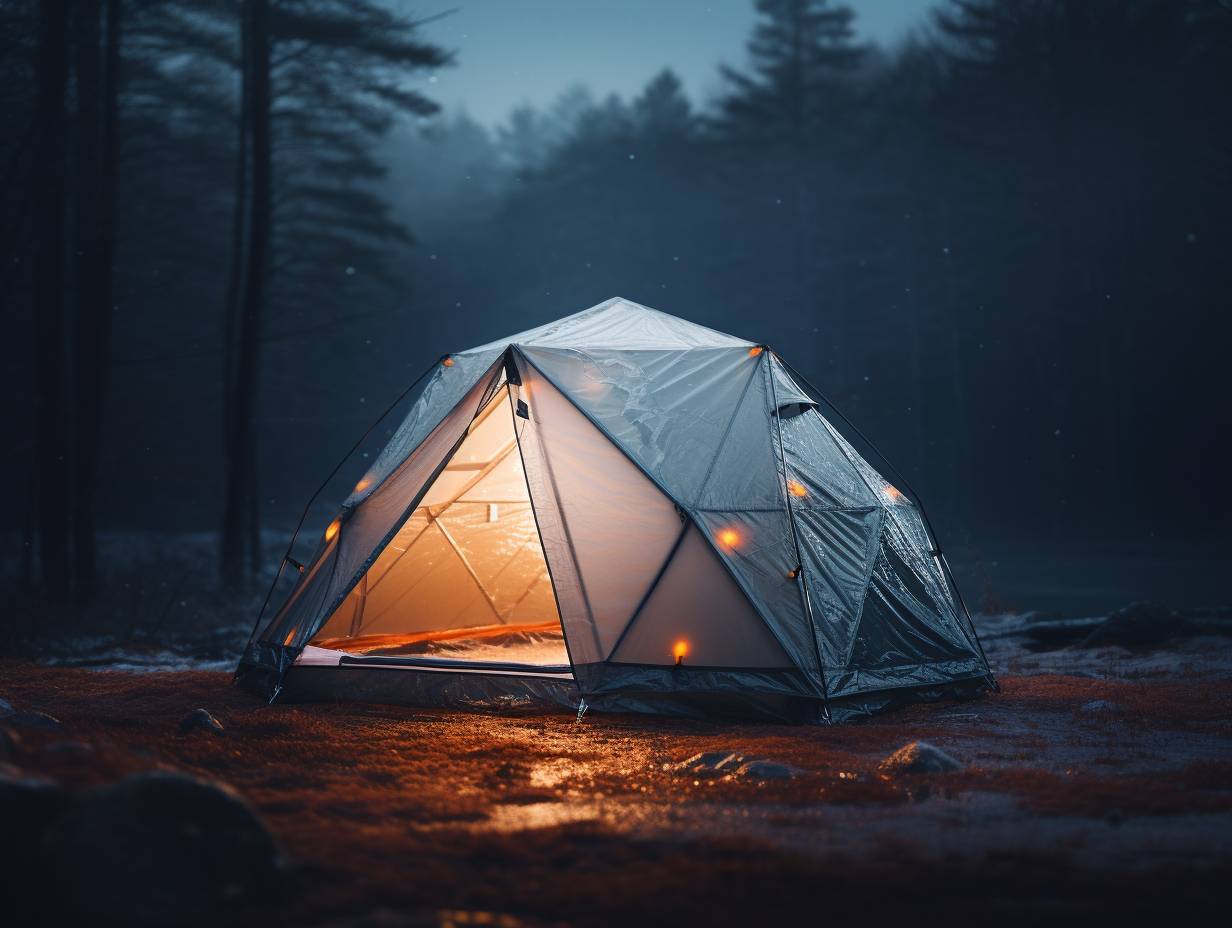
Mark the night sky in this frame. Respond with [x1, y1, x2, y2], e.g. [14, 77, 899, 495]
[410, 0, 936, 125]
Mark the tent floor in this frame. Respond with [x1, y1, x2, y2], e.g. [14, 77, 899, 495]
[312, 621, 570, 667]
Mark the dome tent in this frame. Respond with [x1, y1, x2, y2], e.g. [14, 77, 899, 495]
[237, 297, 994, 722]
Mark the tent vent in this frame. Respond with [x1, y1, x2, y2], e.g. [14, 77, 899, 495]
[516, 399, 530, 419]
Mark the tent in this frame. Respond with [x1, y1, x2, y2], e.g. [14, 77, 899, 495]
[237, 298, 994, 722]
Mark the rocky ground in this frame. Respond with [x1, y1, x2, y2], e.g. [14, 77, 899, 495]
[1, 604, 1230, 926]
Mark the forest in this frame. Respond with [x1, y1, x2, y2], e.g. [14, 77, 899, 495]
[2, 0, 1229, 622]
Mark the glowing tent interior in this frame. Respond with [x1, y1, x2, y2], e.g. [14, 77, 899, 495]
[237, 298, 995, 722]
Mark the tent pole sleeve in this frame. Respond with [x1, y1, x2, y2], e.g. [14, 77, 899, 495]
[772, 352, 997, 691]
[766, 351, 833, 719]
[238, 354, 447, 665]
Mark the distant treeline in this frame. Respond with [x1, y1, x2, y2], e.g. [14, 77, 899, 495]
[2, 0, 1229, 603]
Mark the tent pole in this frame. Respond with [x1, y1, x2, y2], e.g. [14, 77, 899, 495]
[773, 354, 998, 692]
[766, 351, 833, 721]
[237, 355, 447, 674]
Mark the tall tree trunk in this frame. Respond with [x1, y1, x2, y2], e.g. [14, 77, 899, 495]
[222, 3, 250, 475]
[222, 0, 271, 589]
[32, 0, 73, 597]
[71, 0, 121, 603]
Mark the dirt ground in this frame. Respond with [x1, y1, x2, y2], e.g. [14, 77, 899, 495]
[2, 624, 1231, 926]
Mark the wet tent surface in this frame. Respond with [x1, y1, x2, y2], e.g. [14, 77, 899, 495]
[3, 623, 1230, 926]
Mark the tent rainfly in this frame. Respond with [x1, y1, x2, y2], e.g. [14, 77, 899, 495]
[237, 298, 995, 722]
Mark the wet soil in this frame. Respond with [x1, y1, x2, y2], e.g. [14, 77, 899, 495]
[2, 628, 1230, 926]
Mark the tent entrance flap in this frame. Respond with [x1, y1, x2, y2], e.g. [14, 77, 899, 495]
[310, 384, 570, 670]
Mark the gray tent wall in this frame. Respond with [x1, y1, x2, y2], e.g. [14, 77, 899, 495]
[237, 298, 993, 721]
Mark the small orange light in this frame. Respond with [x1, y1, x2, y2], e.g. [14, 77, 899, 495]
[324, 517, 342, 542]
[748, 346, 764, 357]
[717, 527, 740, 548]
[673, 640, 688, 665]
[787, 479, 808, 498]
[442, 356, 455, 367]
[354, 477, 371, 493]
[283, 627, 296, 646]
[885, 485, 904, 502]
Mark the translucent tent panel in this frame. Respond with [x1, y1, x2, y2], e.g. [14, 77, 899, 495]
[692, 509, 820, 679]
[345, 349, 505, 508]
[513, 354, 684, 666]
[264, 359, 506, 650]
[835, 546, 979, 695]
[308, 385, 565, 667]
[520, 345, 760, 507]
[793, 507, 883, 671]
[693, 354, 782, 510]
[611, 525, 794, 668]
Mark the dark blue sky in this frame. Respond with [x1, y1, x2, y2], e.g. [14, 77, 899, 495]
[407, 0, 937, 126]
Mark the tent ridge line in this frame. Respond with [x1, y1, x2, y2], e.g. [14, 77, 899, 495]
[766, 350, 832, 713]
[514, 348, 813, 686]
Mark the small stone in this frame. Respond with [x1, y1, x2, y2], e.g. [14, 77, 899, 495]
[178, 709, 224, 735]
[8, 710, 62, 731]
[736, 760, 799, 780]
[675, 744, 739, 773]
[879, 741, 963, 776]
[0, 697, 14, 717]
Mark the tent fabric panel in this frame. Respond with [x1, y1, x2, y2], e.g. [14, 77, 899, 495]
[691, 509, 821, 681]
[520, 345, 759, 506]
[345, 349, 505, 508]
[793, 508, 883, 671]
[842, 546, 979, 685]
[513, 356, 684, 665]
[610, 525, 795, 669]
[462, 297, 754, 355]
[262, 359, 506, 650]
[693, 353, 784, 510]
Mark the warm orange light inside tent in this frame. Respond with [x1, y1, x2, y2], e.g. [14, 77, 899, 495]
[717, 527, 740, 548]
[673, 640, 689, 665]
[442, 356, 455, 367]
[748, 346, 764, 357]
[787, 479, 808, 498]
[324, 517, 342, 542]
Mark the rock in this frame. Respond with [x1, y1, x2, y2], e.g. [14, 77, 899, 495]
[1081, 602, 1178, 649]
[0, 697, 13, 717]
[8, 710, 63, 731]
[1080, 699, 1121, 714]
[879, 741, 963, 776]
[0, 767, 67, 838]
[46, 770, 281, 923]
[736, 760, 799, 780]
[669, 751, 744, 776]
[179, 708, 225, 735]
